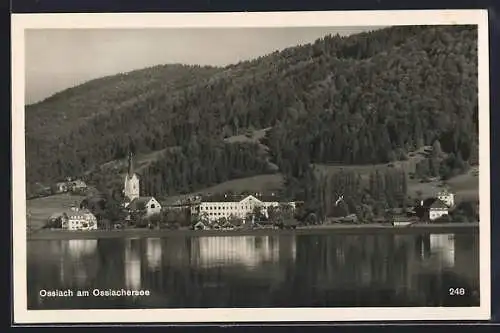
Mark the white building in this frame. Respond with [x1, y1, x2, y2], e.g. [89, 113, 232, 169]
[437, 189, 455, 208]
[68, 179, 87, 192]
[428, 199, 449, 221]
[197, 194, 295, 222]
[61, 207, 98, 231]
[127, 196, 162, 217]
[123, 151, 140, 201]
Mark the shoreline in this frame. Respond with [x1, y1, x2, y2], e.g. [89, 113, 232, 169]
[27, 222, 479, 240]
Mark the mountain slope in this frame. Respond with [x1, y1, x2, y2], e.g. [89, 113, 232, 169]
[26, 25, 478, 204]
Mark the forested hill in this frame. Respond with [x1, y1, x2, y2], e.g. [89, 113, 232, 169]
[26, 25, 478, 200]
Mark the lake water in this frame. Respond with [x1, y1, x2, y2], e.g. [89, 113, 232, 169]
[27, 232, 480, 309]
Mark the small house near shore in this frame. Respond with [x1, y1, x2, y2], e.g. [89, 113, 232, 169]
[61, 207, 98, 231]
[416, 198, 450, 221]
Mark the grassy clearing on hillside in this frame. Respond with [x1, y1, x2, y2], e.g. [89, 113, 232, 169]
[27, 194, 86, 230]
[91, 146, 180, 177]
[89, 128, 275, 180]
[313, 145, 430, 181]
[223, 127, 271, 144]
[313, 148, 478, 203]
[224, 127, 278, 171]
[162, 173, 284, 205]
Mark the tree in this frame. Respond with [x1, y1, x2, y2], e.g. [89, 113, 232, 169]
[252, 205, 267, 222]
[130, 209, 147, 227]
[147, 213, 162, 229]
[44, 215, 62, 229]
[26, 26, 479, 207]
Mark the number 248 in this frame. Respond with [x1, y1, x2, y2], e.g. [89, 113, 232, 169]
[449, 288, 466, 296]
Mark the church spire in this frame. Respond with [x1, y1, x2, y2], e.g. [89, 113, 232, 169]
[127, 150, 134, 178]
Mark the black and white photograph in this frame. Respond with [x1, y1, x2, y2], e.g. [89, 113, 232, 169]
[12, 10, 490, 323]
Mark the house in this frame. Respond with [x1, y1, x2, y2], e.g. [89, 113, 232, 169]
[61, 207, 98, 231]
[418, 198, 450, 221]
[195, 194, 295, 222]
[193, 220, 209, 230]
[127, 196, 162, 217]
[437, 189, 455, 208]
[68, 179, 87, 192]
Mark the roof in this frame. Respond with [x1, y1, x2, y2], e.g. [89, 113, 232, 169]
[201, 194, 247, 203]
[430, 199, 449, 209]
[422, 198, 437, 207]
[200, 194, 282, 203]
[61, 208, 94, 218]
[127, 196, 156, 210]
[421, 197, 449, 209]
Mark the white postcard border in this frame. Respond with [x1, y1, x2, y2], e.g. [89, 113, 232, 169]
[12, 9, 491, 324]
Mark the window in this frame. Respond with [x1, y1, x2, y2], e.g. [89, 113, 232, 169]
[151, 204, 155, 209]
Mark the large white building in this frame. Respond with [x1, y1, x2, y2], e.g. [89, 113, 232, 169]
[197, 194, 295, 222]
[61, 207, 98, 231]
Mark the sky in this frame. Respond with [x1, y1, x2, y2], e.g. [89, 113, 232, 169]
[25, 26, 382, 104]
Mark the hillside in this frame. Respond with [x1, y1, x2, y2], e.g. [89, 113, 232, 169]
[26, 25, 479, 217]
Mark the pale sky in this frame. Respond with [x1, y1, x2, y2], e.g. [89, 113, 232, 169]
[25, 26, 382, 104]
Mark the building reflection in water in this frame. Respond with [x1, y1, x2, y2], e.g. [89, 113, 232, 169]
[65, 239, 98, 258]
[190, 236, 296, 269]
[124, 239, 142, 290]
[27, 232, 479, 309]
[429, 234, 455, 268]
[416, 234, 456, 268]
[146, 238, 162, 271]
[60, 239, 98, 287]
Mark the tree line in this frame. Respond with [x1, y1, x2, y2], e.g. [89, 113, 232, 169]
[26, 25, 478, 208]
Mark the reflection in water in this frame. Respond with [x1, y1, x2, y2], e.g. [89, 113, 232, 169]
[27, 232, 479, 309]
[61, 240, 98, 287]
[146, 238, 162, 271]
[65, 239, 98, 259]
[124, 239, 141, 290]
[191, 236, 296, 269]
[429, 234, 455, 268]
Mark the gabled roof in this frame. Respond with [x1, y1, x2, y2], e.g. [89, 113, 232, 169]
[61, 208, 94, 218]
[422, 198, 437, 207]
[430, 199, 449, 209]
[201, 194, 280, 203]
[421, 197, 449, 209]
[240, 195, 263, 204]
[194, 220, 207, 227]
[127, 196, 157, 210]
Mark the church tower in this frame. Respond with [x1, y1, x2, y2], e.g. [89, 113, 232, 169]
[124, 151, 140, 201]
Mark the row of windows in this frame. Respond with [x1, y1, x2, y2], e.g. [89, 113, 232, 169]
[201, 205, 257, 211]
[207, 212, 242, 217]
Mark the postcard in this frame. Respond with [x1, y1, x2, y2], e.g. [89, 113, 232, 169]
[11, 9, 490, 324]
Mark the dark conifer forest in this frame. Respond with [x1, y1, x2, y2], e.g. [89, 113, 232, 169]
[26, 25, 479, 219]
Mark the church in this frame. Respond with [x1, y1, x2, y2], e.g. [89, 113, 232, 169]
[123, 152, 162, 218]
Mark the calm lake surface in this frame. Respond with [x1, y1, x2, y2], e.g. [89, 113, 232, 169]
[27, 232, 480, 309]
